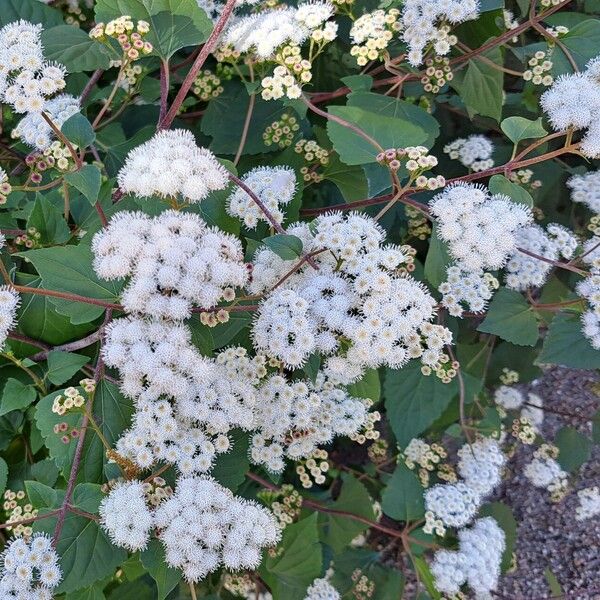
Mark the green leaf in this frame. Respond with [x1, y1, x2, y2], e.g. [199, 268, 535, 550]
[538, 313, 600, 369]
[141, 539, 182, 600]
[592, 409, 600, 444]
[201, 80, 290, 155]
[27, 194, 71, 245]
[500, 116, 547, 144]
[488, 174, 533, 207]
[0, 378, 37, 416]
[95, 0, 212, 54]
[30, 458, 60, 488]
[211, 429, 249, 491]
[346, 368, 380, 402]
[262, 514, 322, 600]
[66, 584, 106, 600]
[384, 361, 457, 446]
[262, 234, 303, 260]
[25, 480, 60, 509]
[0, 0, 63, 27]
[451, 47, 504, 121]
[41, 26, 111, 72]
[555, 426, 592, 472]
[36, 486, 127, 594]
[412, 556, 442, 600]
[61, 114, 96, 149]
[17, 245, 123, 324]
[341, 75, 373, 92]
[323, 154, 369, 202]
[0, 457, 8, 497]
[327, 105, 428, 165]
[544, 568, 563, 596]
[381, 463, 425, 522]
[65, 166, 103, 206]
[47, 351, 90, 385]
[478, 287, 539, 346]
[480, 502, 517, 572]
[559, 20, 600, 71]
[424, 225, 452, 288]
[319, 474, 374, 553]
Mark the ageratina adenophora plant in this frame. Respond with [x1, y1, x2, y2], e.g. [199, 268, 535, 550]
[0, 0, 599, 598]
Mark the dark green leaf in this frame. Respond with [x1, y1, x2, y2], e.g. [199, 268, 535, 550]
[489, 175, 533, 207]
[0, 457, 8, 497]
[424, 225, 452, 288]
[47, 351, 90, 385]
[25, 480, 60, 509]
[0, 0, 63, 26]
[27, 194, 71, 245]
[65, 166, 103, 205]
[141, 539, 182, 600]
[61, 114, 96, 149]
[555, 426, 592, 472]
[0, 378, 37, 416]
[41, 26, 111, 72]
[211, 429, 249, 491]
[346, 368, 380, 402]
[262, 234, 303, 260]
[480, 502, 517, 572]
[381, 463, 425, 522]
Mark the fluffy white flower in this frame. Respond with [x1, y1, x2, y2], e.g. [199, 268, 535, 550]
[0, 533, 62, 595]
[227, 166, 296, 229]
[431, 517, 505, 598]
[443, 135, 494, 171]
[425, 482, 481, 529]
[250, 372, 376, 472]
[0, 284, 20, 352]
[521, 392, 544, 430]
[524, 456, 567, 491]
[92, 210, 248, 319]
[576, 271, 600, 349]
[99, 481, 154, 551]
[439, 266, 498, 317]
[154, 476, 280, 582]
[494, 385, 524, 410]
[12, 93, 79, 150]
[457, 437, 506, 496]
[401, 0, 481, 66]
[575, 486, 600, 521]
[568, 170, 600, 213]
[117, 129, 229, 203]
[429, 183, 532, 272]
[304, 577, 340, 600]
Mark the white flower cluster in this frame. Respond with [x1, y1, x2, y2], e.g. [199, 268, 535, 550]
[443, 135, 494, 172]
[568, 169, 600, 213]
[12, 93, 79, 151]
[540, 56, 600, 158]
[250, 212, 451, 382]
[576, 270, 600, 349]
[349, 9, 402, 66]
[431, 517, 505, 599]
[430, 183, 532, 272]
[505, 223, 578, 291]
[575, 487, 600, 521]
[226, 166, 296, 229]
[0, 533, 62, 598]
[304, 577, 340, 600]
[117, 129, 229, 203]
[250, 372, 377, 472]
[92, 210, 248, 319]
[439, 266, 498, 317]
[494, 385, 544, 431]
[154, 476, 280, 582]
[99, 480, 154, 551]
[523, 454, 568, 496]
[0, 20, 66, 112]
[224, 2, 334, 60]
[425, 437, 505, 534]
[494, 385, 524, 410]
[401, 0, 481, 66]
[0, 282, 20, 353]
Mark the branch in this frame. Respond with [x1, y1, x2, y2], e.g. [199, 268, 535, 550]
[30, 330, 103, 362]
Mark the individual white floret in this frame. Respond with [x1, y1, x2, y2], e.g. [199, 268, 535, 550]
[117, 129, 229, 203]
[92, 210, 248, 319]
[154, 476, 280, 582]
[425, 482, 481, 529]
[457, 437, 506, 496]
[226, 166, 296, 229]
[568, 170, 600, 213]
[429, 183, 532, 272]
[99, 481, 154, 551]
[304, 577, 340, 600]
[0, 285, 20, 352]
[0, 533, 62, 595]
[443, 135, 494, 172]
[439, 266, 498, 317]
[575, 487, 600, 521]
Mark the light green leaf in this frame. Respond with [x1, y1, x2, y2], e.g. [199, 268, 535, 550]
[346, 368, 380, 402]
[412, 556, 442, 600]
[544, 568, 563, 596]
[62, 114, 96, 149]
[27, 194, 71, 245]
[538, 313, 600, 368]
[65, 166, 102, 206]
[501, 116, 547, 145]
[25, 480, 60, 509]
[555, 426, 592, 472]
[478, 287, 539, 346]
[47, 351, 90, 385]
[0, 378, 37, 416]
[381, 463, 425, 522]
[262, 234, 303, 260]
[41, 26, 111, 72]
[560, 20, 600, 71]
[489, 174, 533, 207]
[141, 539, 182, 600]
[384, 361, 457, 446]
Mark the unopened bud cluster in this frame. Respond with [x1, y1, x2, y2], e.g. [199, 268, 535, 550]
[350, 9, 401, 66]
[15, 228, 42, 249]
[295, 139, 330, 183]
[43, 140, 77, 172]
[89, 16, 152, 61]
[522, 50, 554, 86]
[264, 113, 300, 148]
[193, 70, 223, 101]
[3, 490, 37, 538]
[296, 448, 329, 488]
[421, 56, 453, 94]
[376, 146, 445, 190]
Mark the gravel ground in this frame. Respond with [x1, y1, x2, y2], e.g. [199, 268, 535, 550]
[496, 367, 600, 600]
